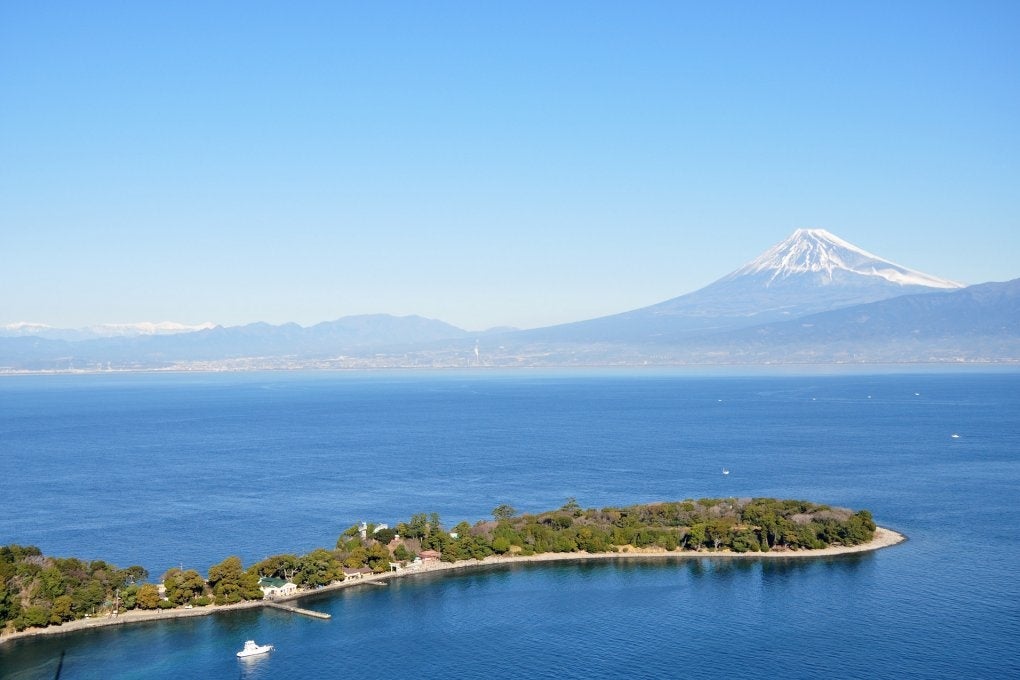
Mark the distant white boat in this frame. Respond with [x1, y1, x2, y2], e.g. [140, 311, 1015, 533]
[237, 640, 273, 658]
[951, 433, 960, 439]
[722, 468, 730, 475]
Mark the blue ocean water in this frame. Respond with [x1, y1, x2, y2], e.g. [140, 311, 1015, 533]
[1, 370, 1019, 679]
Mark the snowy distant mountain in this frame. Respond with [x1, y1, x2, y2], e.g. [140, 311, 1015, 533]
[513, 229, 965, 344]
[0, 321, 216, 340]
[0, 322, 55, 337]
[1, 230, 1014, 371]
[90, 321, 219, 337]
[0, 315, 469, 370]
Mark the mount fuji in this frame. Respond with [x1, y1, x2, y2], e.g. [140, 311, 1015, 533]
[515, 229, 964, 344]
[2, 229, 1015, 370]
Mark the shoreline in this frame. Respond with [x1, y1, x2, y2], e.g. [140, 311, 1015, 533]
[2, 364, 1017, 379]
[0, 527, 905, 644]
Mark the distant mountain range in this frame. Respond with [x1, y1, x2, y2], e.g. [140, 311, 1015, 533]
[1, 321, 218, 341]
[2, 229, 1016, 371]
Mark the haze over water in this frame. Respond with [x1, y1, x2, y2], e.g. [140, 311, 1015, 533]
[2, 370, 1018, 678]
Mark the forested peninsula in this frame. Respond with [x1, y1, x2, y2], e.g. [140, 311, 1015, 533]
[2, 497, 886, 638]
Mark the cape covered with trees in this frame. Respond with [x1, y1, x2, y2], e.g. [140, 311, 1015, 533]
[2, 497, 876, 635]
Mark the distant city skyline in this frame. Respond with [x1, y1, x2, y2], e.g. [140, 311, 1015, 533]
[2, 3, 1017, 331]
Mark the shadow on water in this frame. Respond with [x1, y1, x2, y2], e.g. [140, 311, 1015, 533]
[295, 550, 879, 610]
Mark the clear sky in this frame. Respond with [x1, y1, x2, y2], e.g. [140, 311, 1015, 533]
[2, 2, 1017, 331]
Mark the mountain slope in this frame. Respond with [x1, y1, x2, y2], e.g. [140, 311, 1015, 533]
[472, 278, 1020, 365]
[738, 277, 1019, 340]
[513, 229, 964, 344]
[709, 277, 1020, 360]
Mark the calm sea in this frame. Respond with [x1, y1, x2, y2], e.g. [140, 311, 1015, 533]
[1, 369, 1018, 679]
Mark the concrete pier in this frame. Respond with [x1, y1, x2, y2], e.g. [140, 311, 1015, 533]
[264, 601, 332, 619]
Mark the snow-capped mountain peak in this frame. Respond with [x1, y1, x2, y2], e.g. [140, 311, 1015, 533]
[724, 228, 962, 289]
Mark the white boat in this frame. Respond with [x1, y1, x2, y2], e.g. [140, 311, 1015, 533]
[236, 640, 274, 658]
[722, 468, 730, 475]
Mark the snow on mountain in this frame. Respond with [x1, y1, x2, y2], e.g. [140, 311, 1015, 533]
[87, 321, 218, 337]
[1, 228, 989, 369]
[512, 228, 966, 344]
[1, 322, 55, 335]
[723, 228, 962, 289]
[0, 321, 216, 340]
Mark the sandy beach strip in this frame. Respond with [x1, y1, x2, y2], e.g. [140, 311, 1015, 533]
[0, 526, 905, 643]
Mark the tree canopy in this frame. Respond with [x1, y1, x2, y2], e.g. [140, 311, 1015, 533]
[1, 498, 877, 635]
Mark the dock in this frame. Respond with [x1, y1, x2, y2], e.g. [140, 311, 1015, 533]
[264, 601, 332, 619]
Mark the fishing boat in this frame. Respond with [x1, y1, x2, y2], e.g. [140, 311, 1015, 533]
[236, 640, 274, 658]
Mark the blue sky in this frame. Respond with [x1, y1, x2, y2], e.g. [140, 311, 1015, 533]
[2, 2, 1017, 331]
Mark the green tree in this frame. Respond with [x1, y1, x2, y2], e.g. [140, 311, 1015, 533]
[342, 545, 368, 569]
[704, 520, 731, 550]
[296, 549, 341, 587]
[730, 529, 762, 553]
[422, 530, 449, 552]
[14, 605, 50, 631]
[135, 583, 161, 610]
[439, 540, 466, 562]
[688, 524, 708, 550]
[50, 594, 74, 624]
[398, 513, 429, 540]
[372, 527, 397, 544]
[120, 584, 139, 610]
[207, 556, 262, 605]
[71, 579, 106, 615]
[841, 510, 876, 545]
[39, 565, 66, 600]
[118, 565, 149, 584]
[365, 543, 392, 572]
[248, 554, 299, 580]
[0, 583, 17, 624]
[492, 504, 517, 521]
[163, 568, 207, 605]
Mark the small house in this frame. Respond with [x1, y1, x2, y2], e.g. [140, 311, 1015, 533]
[258, 576, 297, 600]
[342, 567, 374, 580]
